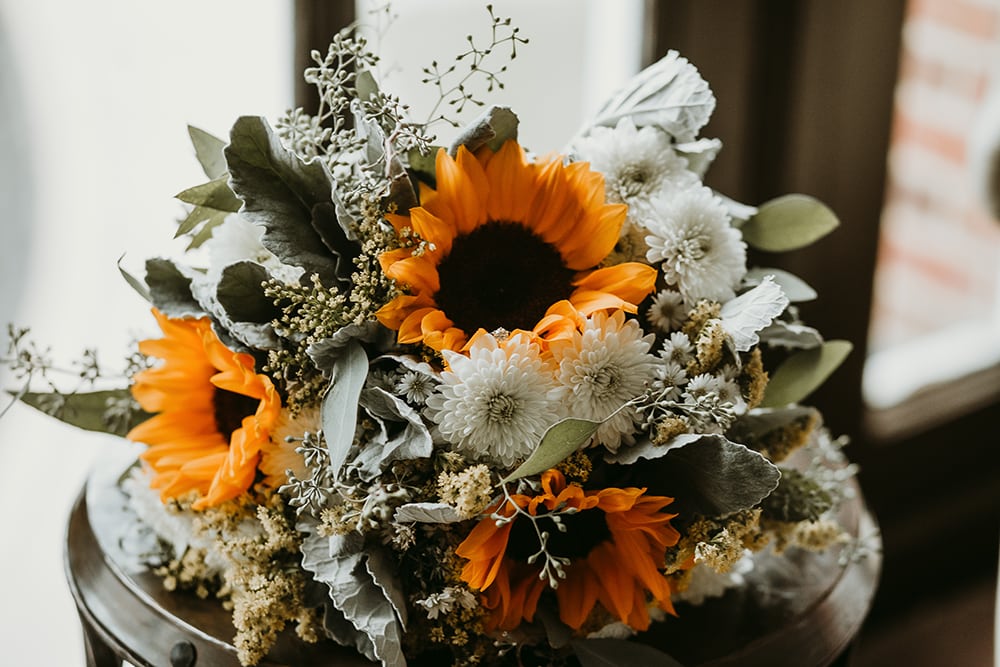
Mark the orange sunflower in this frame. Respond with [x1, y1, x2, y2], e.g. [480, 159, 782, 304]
[127, 309, 281, 510]
[376, 141, 657, 352]
[456, 469, 680, 632]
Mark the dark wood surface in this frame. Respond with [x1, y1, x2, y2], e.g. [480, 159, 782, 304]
[66, 453, 880, 667]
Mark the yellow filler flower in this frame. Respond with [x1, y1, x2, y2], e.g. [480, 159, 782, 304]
[376, 141, 657, 352]
[127, 309, 281, 509]
[456, 469, 680, 632]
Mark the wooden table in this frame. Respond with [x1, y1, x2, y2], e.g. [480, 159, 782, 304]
[66, 450, 880, 667]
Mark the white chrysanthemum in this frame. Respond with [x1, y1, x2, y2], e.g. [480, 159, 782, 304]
[259, 406, 321, 487]
[655, 360, 688, 400]
[550, 311, 658, 452]
[645, 186, 747, 302]
[684, 373, 725, 400]
[713, 372, 747, 415]
[425, 333, 559, 468]
[572, 118, 698, 209]
[573, 119, 701, 264]
[203, 215, 302, 283]
[647, 289, 689, 333]
[660, 331, 695, 366]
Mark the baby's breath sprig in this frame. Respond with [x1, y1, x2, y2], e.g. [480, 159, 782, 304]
[419, 4, 529, 129]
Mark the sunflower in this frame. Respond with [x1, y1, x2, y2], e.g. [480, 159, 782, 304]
[376, 141, 657, 352]
[456, 469, 680, 633]
[127, 309, 281, 510]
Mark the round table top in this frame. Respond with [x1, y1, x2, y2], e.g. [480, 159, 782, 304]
[66, 447, 881, 667]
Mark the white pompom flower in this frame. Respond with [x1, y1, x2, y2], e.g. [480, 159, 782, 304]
[425, 332, 560, 468]
[645, 186, 747, 302]
[550, 311, 658, 452]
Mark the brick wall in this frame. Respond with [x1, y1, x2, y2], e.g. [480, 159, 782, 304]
[868, 0, 1000, 352]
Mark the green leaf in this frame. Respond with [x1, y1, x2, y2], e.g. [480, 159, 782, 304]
[322, 341, 370, 479]
[742, 194, 839, 252]
[448, 105, 519, 156]
[572, 639, 685, 667]
[355, 69, 379, 103]
[184, 211, 227, 249]
[19, 389, 150, 437]
[745, 267, 818, 302]
[144, 258, 204, 318]
[503, 417, 601, 483]
[215, 261, 278, 324]
[761, 339, 853, 407]
[175, 176, 241, 212]
[188, 125, 228, 179]
[225, 115, 341, 285]
[117, 255, 150, 303]
[175, 203, 221, 238]
[407, 146, 439, 188]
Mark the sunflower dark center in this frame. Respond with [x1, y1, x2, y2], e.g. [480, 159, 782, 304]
[213, 388, 258, 438]
[506, 507, 612, 562]
[434, 221, 575, 334]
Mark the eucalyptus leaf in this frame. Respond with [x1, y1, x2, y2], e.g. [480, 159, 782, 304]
[758, 320, 824, 349]
[394, 502, 464, 524]
[745, 267, 817, 302]
[225, 115, 341, 285]
[187, 125, 228, 179]
[117, 255, 150, 303]
[215, 261, 278, 324]
[589, 50, 715, 142]
[322, 341, 370, 480]
[144, 258, 204, 318]
[572, 639, 685, 667]
[355, 69, 379, 103]
[448, 106, 519, 156]
[19, 389, 149, 437]
[761, 340, 853, 408]
[719, 276, 789, 352]
[175, 176, 242, 212]
[503, 416, 602, 482]
[406, 146, 439, 188]
[742, 194, 839, 252]
[727, 406, 821, 444]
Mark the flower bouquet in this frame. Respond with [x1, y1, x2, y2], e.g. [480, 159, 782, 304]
[7, 8, 873, 667]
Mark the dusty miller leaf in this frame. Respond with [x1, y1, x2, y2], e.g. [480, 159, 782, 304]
[225, 115, 341, 285]
[759, 320, 824, 349]
[144, 258, 204, 318]
[590, 50, 715, 142]
[720, 276, 789, 352]
[365, 546, 409, 629]
[761, 340, 853, 408]
[214, 261, 279, 324]
[448, 106, 519, 156]
[322, 341, 370, 480]
[503, 416, 602, 482]
[742, 194, 839, 252]
[572, 639, 685, 667]
[187, 125, 228, 179]
[612, 434, 781, 518]
[394, 502, 464, 524]
[675, 137, 721, 177]
[355, 386, 434, 481]
[307, 324, 394, 375]
[300, 525, 405, 667]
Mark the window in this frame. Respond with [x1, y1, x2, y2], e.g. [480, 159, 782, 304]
[0, 3, 291, 665]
